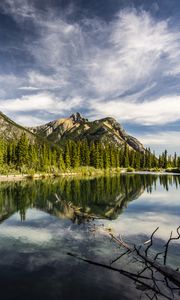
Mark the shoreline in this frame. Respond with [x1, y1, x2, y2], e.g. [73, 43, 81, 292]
[0, 172, 80, 182]
[0, 170, 180, 182]
[125, 171, 180, 176]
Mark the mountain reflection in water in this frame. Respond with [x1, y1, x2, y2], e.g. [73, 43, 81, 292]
[0, 174, 180, 223]
[0, 174, 180, 300]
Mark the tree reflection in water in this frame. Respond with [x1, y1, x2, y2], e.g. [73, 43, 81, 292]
[0, 174, 180, 223]
[0, 174, 180, 300]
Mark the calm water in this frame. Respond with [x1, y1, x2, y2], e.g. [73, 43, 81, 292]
[0, 174, 179, 300]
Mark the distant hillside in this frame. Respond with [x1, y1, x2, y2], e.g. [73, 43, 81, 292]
[0, 111, 36, 141]
[29, 112, 144, 152]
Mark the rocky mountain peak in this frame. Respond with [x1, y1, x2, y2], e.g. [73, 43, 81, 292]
[23, 111, 145, 153]
[70, 112, 88, 123]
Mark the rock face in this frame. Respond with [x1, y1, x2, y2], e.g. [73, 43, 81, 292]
[0, 111, 36, 141]
[29, 112, 144, 152]
[0, 111, 144, 153]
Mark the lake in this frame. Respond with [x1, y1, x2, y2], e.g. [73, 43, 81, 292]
[0, 174, 179, 300]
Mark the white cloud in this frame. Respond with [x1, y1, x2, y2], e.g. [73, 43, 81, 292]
[0, 92, 83, 125]
[0, 225, 52, 244]
[19, 71, 67, 91]
[138, 131, 180, 146]
[14, 115, 49, 126]
[97, 206, 180, 243]
[0, 92, 82, 112]
[0, 93, 54, 112]
[87, 10, 179, 97]
[90, 95, 180, 125]
[17, 7, 179, 100]
[136, 131, 180, 155]
[0, 3, 180, 134]
[111, 212, 180, 242]
[0, 0, 37, 21]
[0, 74, 23, 92]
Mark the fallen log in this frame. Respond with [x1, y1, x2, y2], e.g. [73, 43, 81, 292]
[108, 228, 180, 288]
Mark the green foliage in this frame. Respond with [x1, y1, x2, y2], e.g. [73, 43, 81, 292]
[127, 167, 135, 172]
[0, 140, 4, 166]
[0, 133, 179, 174]
[64, 142, 71, 169]
[16, 133, 29, 167]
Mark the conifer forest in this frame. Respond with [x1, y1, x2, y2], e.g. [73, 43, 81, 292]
[0, 133, 179, 174]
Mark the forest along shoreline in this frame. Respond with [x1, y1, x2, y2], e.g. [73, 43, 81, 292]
[0, 169, 180, 182]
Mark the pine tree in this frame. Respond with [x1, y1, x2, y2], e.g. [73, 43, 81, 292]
[124, 143, 129, 168]
[90, 143, 96, 167]
[129, 150, 135, 168]
[65, 143, 71, 169]
[173, 152, 177, 168]
[72, 143, 80, 169]
[58, 151, 65, 171]
[163, 150, 168, 169]
[124, 152, 129, 168]
[134, 152, 140, 169]
[110, 146, 116, 168]
[51, 149, 57, 168]
[158, 154, 163, 168]
[104, 144, 110, 169]
[16, 133, 29, 167]
[98, 143, 104, 169]
[40, 143, 49, 170]
[0, 139, 4, 167]
[146, 148, 152, 169]
[84, 140, 90, 166]
[151, 151, 157, 168]
[177, 157, 180, 169]
[115, 149, 120, 168]
[94, 144, 101, 168]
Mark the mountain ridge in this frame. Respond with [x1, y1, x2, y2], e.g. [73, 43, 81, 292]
[28, 112, 145, 152]
[0, 110, 145, 153]
[0, 111, 37, 141]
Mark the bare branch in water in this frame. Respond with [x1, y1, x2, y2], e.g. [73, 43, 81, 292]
[67, 252, 173, 300]
[164, 226, 180, 265]
[145, 227, 159, 257]
[71, 225, 180, 300]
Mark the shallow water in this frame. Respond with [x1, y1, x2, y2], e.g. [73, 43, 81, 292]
[0, 174, 179, 300]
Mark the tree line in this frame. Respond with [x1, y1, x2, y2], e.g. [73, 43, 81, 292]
[0, 133, 179, 173]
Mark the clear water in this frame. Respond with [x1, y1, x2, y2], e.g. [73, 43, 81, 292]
[0, 174, 179, 300]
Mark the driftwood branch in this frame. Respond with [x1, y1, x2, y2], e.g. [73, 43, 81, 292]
[145, 227, 159, 257]
[67, 252, 173, 300]
[79, 225, 180, 299]
[164, 226, 180, 265]
[108, 230, 180, 288]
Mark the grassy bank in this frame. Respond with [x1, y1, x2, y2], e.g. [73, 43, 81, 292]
[0, 167, 122, 182]
[0, 166, 180, 182]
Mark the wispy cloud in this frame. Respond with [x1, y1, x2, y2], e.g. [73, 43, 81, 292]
[90, 95, 180, 125]
[0, 0, 37, 21]
[0, 93, 83, 113]
[136, 131, 180, 154]
[0, 1, 180, 151]
[138, 131, 180, 146]
[22, 7, 180, 101]
[19, 71, 66, 91]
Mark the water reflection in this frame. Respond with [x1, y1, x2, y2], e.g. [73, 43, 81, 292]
[0, 174, 180, 223]
[0, 174, 180, 300]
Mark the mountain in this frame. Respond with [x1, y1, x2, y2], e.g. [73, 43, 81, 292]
[29, 112, 144, 152]
[0, 111, 36, 141]
[0, 111, 144, 153]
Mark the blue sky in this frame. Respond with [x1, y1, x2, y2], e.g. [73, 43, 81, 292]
[0, 0, 180, 154]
